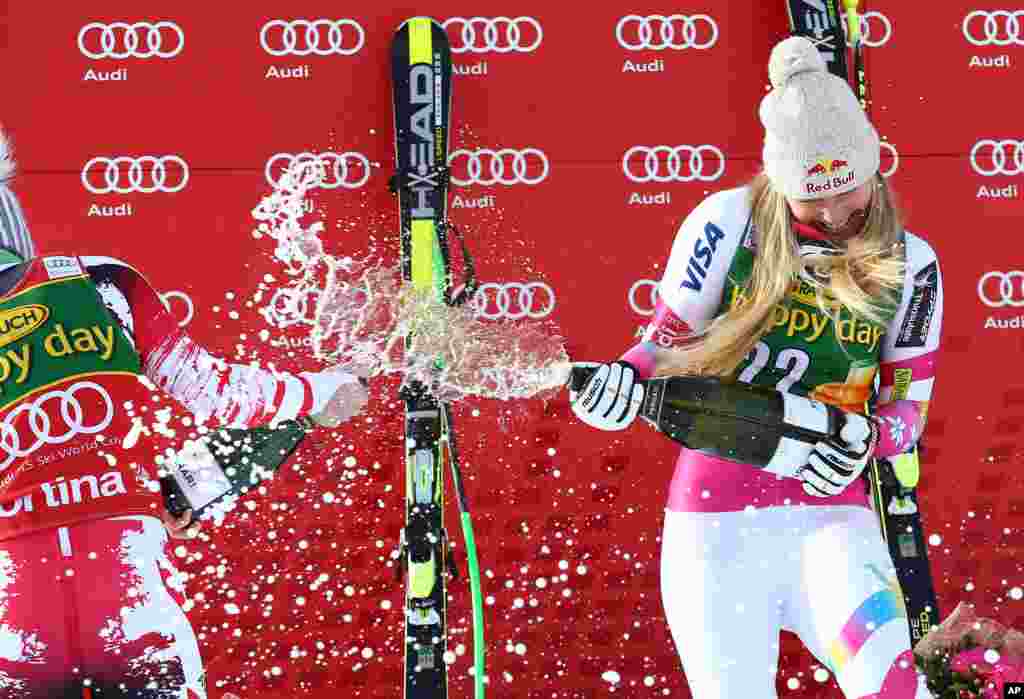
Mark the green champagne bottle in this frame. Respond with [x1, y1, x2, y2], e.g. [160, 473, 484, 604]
[160, 416, 315, 517]
[570, 365, 865, 476]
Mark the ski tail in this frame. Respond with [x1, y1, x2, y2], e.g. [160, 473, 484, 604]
[393, 18, 451, 699]
[392, 17, 452, 298]
[785, 0, 849, 80]
[842, 0, 868, 111]
[869, 451, 941, 645]
[392, 16, 485, 699]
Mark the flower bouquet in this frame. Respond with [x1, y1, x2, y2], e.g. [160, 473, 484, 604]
[914, 602, 1024, 699]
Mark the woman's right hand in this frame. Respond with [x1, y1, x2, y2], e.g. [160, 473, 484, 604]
[310, 376, 369, 428]
[569, 361, 644, 431]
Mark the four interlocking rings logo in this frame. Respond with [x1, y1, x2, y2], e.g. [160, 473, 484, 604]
[978, 271, 1024, 308]
[459, 282, 556, 320]
[970, 140, 1024, 177]
[841, 11, 893, 48]
[442, 17, 543, 54]
[628, 279, 660, 316]
[448, 149, 549, 186]
[78, 21, 185, 59]
[963, 10, 1024, 46]
[615, 15, 719, 51]
[622, 145, 726, 183]
[81, 156, 189, 194]
[161, 291, 195, 327]
[265, 152, 371, 189]
[0, 382, 115, 472]
[880, 142, 900, 178]
[259, 18, 366, 56]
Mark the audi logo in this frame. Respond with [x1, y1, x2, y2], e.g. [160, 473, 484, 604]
[265, 152, 371, 190]
[970, 140, 1024, 177]
[628, 280, 660, 316]
[615, 14, 719, 51]
[442, 16, 543, 54]
[161, 290, 194, 327]
[622, 145, 725, 183]
[448, 149, 549, 186]
[978, 271, 1024, 308]
[963, 10, 1024, 47]
[0, 382, 114, 472]
[259, 19, 365, 56]
[81, 156, 189, 194]
[77, 21, 185, 60]
[265, 287, 318, 330]
[880, 142, 899, 178]
[841, 11, 893, 48]
[451, 282, 556, 320]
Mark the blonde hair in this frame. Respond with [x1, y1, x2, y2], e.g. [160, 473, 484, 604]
[657, 172, 906, 378]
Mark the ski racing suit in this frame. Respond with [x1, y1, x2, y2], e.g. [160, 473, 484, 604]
[0, 254, 359, 698]
[623, 187, 942, 699]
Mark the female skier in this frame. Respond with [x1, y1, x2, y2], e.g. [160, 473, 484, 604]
[572, 37, 942, 699]
[0, 130, 367, 698]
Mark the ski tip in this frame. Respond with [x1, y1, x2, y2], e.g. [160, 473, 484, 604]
[395, 16, 443, 31]
[841, 0, 862, 43]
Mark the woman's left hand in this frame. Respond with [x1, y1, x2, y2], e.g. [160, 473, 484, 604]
[799, 412, 879, 497]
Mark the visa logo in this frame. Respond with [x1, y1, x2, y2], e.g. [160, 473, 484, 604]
[681, 223, 725, 293]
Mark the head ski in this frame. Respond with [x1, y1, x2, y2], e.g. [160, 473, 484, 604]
[786, 0, 941, 643]
[391, 17, 486, 699]
[786, 0, 849, 80]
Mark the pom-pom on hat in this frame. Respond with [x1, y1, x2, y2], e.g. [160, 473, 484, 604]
[759, 36, 880, 201]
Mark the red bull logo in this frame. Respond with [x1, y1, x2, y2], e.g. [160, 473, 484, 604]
[806, 158, 850, 177]
[804, 157, 856, 195]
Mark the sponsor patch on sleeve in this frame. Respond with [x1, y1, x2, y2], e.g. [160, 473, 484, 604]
[894, 261, 938, 348]
[643, 299, 695, 349]
[892, 368, 913, 400]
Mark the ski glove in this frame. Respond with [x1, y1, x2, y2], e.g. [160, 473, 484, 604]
[570, 361, 644, 432]
[799, 412, 879, 497]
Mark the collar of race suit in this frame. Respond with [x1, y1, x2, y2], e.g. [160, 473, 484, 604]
[791, 218, 837, 243]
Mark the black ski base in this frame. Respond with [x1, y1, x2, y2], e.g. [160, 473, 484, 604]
[872, 458, 941, 646]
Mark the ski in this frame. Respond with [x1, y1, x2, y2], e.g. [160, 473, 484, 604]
[390, 17, 485, 699]
[786, 0, 942, 640]
[785, 0, 849, 80]
[842, 0, 868, 111]
[870, 451, 942, 645]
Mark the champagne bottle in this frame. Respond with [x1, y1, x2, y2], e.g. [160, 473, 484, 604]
[570, 365, 864, 477]
[160, 416, 315, 517]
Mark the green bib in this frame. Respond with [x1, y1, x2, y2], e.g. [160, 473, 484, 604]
[0, 265, 140, 408]
[721, 234, 893, 411]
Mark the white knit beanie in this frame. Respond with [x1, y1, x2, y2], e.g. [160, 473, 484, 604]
[759, 36, 880, 201]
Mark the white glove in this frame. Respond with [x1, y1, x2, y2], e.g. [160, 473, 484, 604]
[310, 375, 369, 428]
[570, 361, 644, 432]
[799, 412, 879, 497]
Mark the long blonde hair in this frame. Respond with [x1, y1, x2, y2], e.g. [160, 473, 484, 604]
[657, 172, 906, 377]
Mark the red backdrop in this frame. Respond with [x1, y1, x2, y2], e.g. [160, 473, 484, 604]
[2, 1, 1023, 697]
